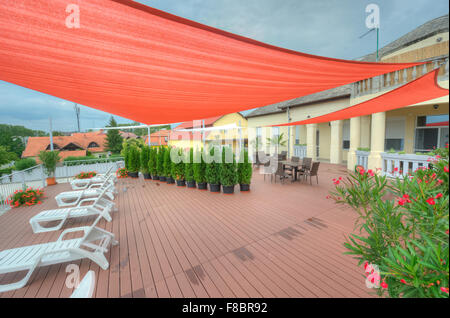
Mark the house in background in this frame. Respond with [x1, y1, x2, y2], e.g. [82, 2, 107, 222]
[22, 131, 108, 161]
[246, 14, 449, 175]
[169, 112, 248, 151]
[143, 129, 171, 146]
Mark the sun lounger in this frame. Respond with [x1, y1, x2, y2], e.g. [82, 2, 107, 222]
[70, 166, 116, 190]
[0, 216, 118, 293]
[30, 187, 116, 233]
[70, 271, 96, 298]
[55, 175, 116, 208]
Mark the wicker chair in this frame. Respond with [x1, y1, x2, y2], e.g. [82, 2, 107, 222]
[301, 161, 320, 185]
[273, 162, 290, 184]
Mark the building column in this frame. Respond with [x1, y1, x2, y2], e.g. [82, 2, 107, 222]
[347, 117, 361, 170]
[404, 113, 415, 154]
[368, 112, 386, 170]
[360, 115, 371, 148]
[289, 125, 296, 158]
[306, 124, 317, 161]
[330, 120, 343, 164]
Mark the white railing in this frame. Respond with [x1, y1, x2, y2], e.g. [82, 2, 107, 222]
[381, 153, 433, 178]
[356, 151, 370, 170]
[293, 145, 307, 158]
[0, 160, 124, 215]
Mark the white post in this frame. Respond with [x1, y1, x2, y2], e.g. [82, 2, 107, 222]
[49, 117, 54, 151]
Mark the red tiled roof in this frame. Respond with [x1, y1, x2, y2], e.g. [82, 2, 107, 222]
[143, 130, 171, 145]
[426, 121, 449, 127]
[174, 116, 222, 130]
[22, 132, 107, 158]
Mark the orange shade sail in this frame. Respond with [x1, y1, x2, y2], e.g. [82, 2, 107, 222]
[0, 0, 424, 124]
[272, 68, 448, 127]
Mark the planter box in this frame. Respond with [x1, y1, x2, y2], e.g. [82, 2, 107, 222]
[159, 176, 167, 182]
[176, 180, 186, 187]
[166, 177, 175, 184]
[143, 173, 151, 179]
[151, 175, 159, 180]
[186, 180, 196, 188]
[128, 172, 139, 178]
[197, 182, 207, 190]
[209, 184, 220, 193]
[222, 185, 235, 194]
[239, 184, 250, 192]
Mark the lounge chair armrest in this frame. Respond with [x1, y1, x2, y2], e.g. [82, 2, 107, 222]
[76, 198, 96, 207]
[58, 226, 90, 241]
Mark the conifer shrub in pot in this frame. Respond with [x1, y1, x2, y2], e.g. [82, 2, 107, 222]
[148, 147, 158, 180]
[140, 145, 151, 179]
[237, 149, 253, 191]
[157, 147, 166, 182]
[206, 146, 221, 192]
[38, 150, 61, 186]
[185, 148, 196, 188]
[164, 147, 174, 184]
[172, 148, 186, 186]
[220, 147, 237, 194]
[127, 146, 140, 178]
[193, 148, 207, 190]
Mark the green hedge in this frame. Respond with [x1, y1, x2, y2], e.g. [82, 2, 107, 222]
[219, 147, 237, 187]
[148, 147, 157, 176]
[140, 145, 151, 174]
[193, 149, 207, 184]
[206, 147, 221, 185]
[171, 148, 185, 180]
[237, 150, 252, 185]
[156, 147, 165, 176]
[185, 148, 194, 182]
[164, 147, 172, 178]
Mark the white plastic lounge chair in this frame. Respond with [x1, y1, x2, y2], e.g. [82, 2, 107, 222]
[70, 166, 116, 191]
[0, 216, 118, 293]
[30, 187, 116, 234]
[70, 271, 96, 298]
[55, 175, 116, 208]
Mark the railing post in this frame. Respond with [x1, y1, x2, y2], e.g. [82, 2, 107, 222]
[40, 164, 45, 188]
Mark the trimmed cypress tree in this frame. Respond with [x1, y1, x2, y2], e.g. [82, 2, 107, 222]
[206, 147, 220, 185]
[193, 148, 207, 184]
[171, 148, 185, 180]
[220, 147, 237, 187]
[164, 147, 172, 178]
[237, 150, 252, 185]
[148, 147, 157, 176]
[185, 148, 194, 182]
[140, 145, 150, 174]
[156, 147, 165, 176]
[128, 146, 140, 173]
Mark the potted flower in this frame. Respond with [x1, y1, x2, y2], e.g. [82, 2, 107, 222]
[193, 148, 207, 190]
[75, 171, 97, 179]
[164, 147, 174, 184]
[7, 187, 45, 208]
[148, 147, 158, 180]
[116, 168, 128, 178]
[127, 146, 140, 178]
[157, 147, 166, 182]
[140, 145, 151, 179]
[38, 150, 60, 186]
[206, 147, 221, 193]
[185, 148, 196, 188]
[220, 147, 237, 194]
[172, 148, 186, 186]
[237, 149, 252, 191]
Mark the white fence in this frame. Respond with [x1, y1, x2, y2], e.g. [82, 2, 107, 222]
[381, 153, 432, 178]
[0, 159, 124, 215]
[356, 151, 370, 170]
[293, 145, 307, 158]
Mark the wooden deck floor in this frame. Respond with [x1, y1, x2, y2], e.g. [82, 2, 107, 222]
[0, 163, 374, 298]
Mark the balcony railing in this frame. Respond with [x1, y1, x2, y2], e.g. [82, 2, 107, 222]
[381, 153, 433, 178]
[293, 145, 307, 158]
[356, 151, 370, 170]
[353, 55, 449, 97]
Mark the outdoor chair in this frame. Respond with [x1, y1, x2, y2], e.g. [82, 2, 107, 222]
[298, 157, 312, 179]
[284, 156, 300, 174]
[0, 215, 118, 293]
[273, 162, 290, 184]
[30, 187, 116, 233]
[299, 161, 321, 185]
[262, 156, 274, 181]
[70, 271, 96, 298]
[55, 174, 116, 207]
[70, 166, 116, 191]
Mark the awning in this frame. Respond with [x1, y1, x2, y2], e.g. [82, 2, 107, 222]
[271, 68, 448, 127]
[0, 0, 424, 124]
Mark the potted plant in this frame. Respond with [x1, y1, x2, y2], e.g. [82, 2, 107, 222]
[193, 148, 207, 190]
[38, 150, 60, 186]
[185, 148, 196, 188]
[220, 147, 237, 194]
[164, 147, 174, 184]
[140, 145, 151, 179]
[157, 147, 166, 182]
[127, 146, 140, 178]
[206, 147, 221, 193]
[266, 133, 287, 155]
[148, 147, 158, 180]
[172, 148, 186, 186]
[237, 149, 252, 191]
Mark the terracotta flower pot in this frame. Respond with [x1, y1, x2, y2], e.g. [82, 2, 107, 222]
[46, 177, 56, 186]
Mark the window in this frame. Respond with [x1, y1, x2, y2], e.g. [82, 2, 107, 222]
[385, 117, 405, 151]
[88, 142, 100, 148]
[342, 140, 350, 150]
[415, 115, 449, 152]
[295, 126, 300, 144]
[46, 143, 60, 150]
[342, 120, 350, 150]
[272, 127, 280, 138]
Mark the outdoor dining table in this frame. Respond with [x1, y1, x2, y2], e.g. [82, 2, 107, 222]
[280, 160, 302, 181]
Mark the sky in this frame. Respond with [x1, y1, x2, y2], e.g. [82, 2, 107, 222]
[0, 0, 448, 132]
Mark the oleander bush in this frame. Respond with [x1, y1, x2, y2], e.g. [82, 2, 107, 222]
[328, 145, 449, 298]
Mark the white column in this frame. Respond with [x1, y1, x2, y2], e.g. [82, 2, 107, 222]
[306, 124, 317, 160]
[330, 120, 343, 164]
[368, 112, 386, 170]
[360, 115, 371, 148]
[347, 117, 361, 170]
[404, 114, 415, 154]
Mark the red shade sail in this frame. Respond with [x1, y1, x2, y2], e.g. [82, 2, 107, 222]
[272, 68, 448, 127]
[0, 0, 424, 124]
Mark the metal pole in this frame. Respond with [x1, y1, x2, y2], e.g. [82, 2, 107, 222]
[376, 27, 379, 62]
[202, 120, 205, 149]
[147, 126, 151, 147]
[287, 106, 291, 158]
[49, 117, 54, 151]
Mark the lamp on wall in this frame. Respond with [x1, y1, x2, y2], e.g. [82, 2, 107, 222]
[433, 104, 439, 110]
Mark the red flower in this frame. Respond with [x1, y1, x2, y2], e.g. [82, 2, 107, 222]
[426, 197, 436, 205]
[394, 167, 399, 172]
[440, 287, 449, 294]
[398, 198, 406, 206]
[400, 279, 406, 284]
[435, 193, 443, 199]
[381, 282, 388, 289]
[437, 179, 444, 185]
[444, 166, 449, 173]
[367, 169, 375, 177]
